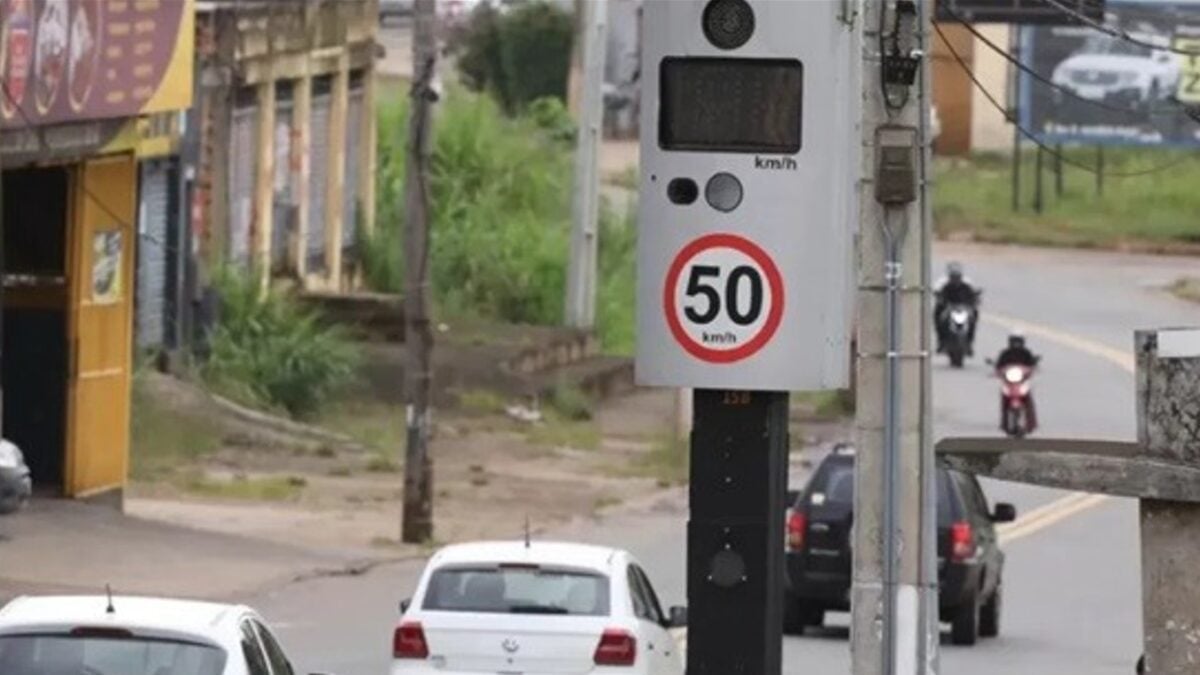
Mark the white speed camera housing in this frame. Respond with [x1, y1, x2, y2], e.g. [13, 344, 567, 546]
[636, 0, 858, 392]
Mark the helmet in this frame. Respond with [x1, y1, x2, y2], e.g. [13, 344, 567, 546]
[1008, 333, 1026, 349]
[946, 262, 964, 282]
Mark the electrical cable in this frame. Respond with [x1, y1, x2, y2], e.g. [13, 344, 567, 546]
[1038, 0, 1200, 57]
[941, 2, 1200, 124]
[933, 22, 1195, 178]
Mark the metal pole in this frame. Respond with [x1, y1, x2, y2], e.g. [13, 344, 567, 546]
[401, 0, 437, 544]
[1055, 143, 1064, 198]
[1010, 28, 1021, 213]
[564, 0, 607, 328]
[1096, 146, 1106, 197]
[0, 149, 5, 437]
[1034, 144, 1044, 213]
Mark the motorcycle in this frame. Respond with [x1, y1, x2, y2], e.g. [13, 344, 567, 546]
[940, 303, 975, 368]
[991, 361, 1039, 438]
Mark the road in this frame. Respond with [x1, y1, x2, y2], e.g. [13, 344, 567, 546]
[253, 244, 1200, 675]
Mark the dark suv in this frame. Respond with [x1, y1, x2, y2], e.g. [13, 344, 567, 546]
[784, 446, 1016, 645]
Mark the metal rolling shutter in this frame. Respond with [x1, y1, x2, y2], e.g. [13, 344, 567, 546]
[229, 102, 258, 266]
[308, 93, 331, 273]
[343, 85, 364, 252]
[272, 99, 294, 272]
[136, 160, 170, 349]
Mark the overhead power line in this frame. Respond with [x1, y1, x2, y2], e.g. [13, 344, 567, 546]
[1038, 0, 1200, 57]
[932, 22, 1195, 178]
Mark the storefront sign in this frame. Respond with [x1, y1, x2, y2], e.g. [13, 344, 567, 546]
[91, 229, 122, 304]
[0, 0, 193, 129]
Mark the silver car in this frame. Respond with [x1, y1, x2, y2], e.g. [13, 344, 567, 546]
[0, 440, 31, 515]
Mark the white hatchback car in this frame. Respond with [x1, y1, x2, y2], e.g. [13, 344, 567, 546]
[393, 541, 686, 675]
[0, 595, 315, 675]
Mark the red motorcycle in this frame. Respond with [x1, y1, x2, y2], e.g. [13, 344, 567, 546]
[991, 361, 1038, 438]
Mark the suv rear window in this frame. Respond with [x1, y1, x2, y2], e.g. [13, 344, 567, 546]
[807, 458, 958, 525]
[423, 566, 611, 616]
[0, 635, 227, 675]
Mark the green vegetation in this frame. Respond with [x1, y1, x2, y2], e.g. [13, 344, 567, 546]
[632, 438, 689, 488]
[458, 388, 508, 416]
[935, 150, 1200, 249]
[319, 401, 405, 455]
[365, 455, 402, 474]
[547, 384, 594, 422]
[129, 376, 223, 482]
[204, 269, 358, 418]
[526, 416, 602, 451]
[367, 89, 637, 352]
[452, 1, 575, 113]
[793, 389, 855, 420]
[182, 474, 306, 501]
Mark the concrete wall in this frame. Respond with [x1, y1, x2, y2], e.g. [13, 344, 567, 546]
[970, 24, 1015, 153]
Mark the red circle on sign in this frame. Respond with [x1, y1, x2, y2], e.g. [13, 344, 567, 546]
[663, 233, 785, 364]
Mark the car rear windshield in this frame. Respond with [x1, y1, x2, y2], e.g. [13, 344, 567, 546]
[0, 634, 227, 675]
[809, 460, 956, 525]
[423, 565, 612, 616]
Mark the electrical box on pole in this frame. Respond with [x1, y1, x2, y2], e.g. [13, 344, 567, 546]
[636, 1, 858, 673]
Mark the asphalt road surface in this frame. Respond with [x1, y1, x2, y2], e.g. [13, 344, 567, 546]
[253, 244, 1200, 675]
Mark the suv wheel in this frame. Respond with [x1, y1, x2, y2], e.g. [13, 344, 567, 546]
[801, 606, 825, 629]
[951, 594, 980, 646]
[980, 586, 1002, 638]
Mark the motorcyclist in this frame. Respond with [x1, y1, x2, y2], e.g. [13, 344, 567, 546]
[934, 262, 980, 354]
[994, 333, 1040, 432]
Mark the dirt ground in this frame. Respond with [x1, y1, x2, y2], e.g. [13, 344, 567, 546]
[128, 373, 687, 555]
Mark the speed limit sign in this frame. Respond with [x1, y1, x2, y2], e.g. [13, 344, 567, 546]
[664, 234, 784, 364]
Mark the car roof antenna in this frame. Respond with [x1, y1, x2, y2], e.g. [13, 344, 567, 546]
[105, 585, 115, 615]
[524, 516, 531, 549]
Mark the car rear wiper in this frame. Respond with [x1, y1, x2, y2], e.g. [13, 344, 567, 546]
[508, 605, 569, 614]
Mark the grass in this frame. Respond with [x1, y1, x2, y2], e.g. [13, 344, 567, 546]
[319, 401, 405, 455]
[546, 384, 593, 422]
[525, 416, 602, 451]
[366, 455, 402, 474]
[607, 165, 638, 190]
[934, 150, 1200, 249]
[129, 376, 224, 482]
[182, 474, 306, 501]
[603, 437, 689, 488]
[1170, 278, 1200, 303]
[458, 388, 508, 415]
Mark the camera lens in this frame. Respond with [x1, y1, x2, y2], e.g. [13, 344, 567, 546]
[702, 0, 755, 51]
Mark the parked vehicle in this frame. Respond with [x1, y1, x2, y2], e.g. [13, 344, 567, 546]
[393, 541, 686, 674]
[785, 446, 1016, 645]
[0, 595, 312, 675]
[0, 440, 31, 515]
[379, 0, 415, 21]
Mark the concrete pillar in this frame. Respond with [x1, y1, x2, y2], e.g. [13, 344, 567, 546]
[1137, 329, 1200, 674]
[291, 75, 312, 281]
[254, 79, 276, 292]
[324, 55, 350, 290]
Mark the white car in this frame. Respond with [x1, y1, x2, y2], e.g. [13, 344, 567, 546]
[393, 541, 686, 675]
[0, 595, 318, 675]
[1051, 37, 1181, 111]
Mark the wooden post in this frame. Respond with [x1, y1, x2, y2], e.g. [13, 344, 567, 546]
[401, 0, 438, 544]
[358, 65, 378, 239]
[1033, 144, 1044, 214]
[1096, 146, 1106, 197]
[1054, 143, 1064, 198]
[1137, 329, 1200, 674]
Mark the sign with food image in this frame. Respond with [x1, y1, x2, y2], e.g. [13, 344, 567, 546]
[0, 0, 192, 129]
[91, 229, 121, 304]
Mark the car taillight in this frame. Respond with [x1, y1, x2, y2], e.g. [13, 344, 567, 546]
[393, 621, 429, 659]
[950, 521, 975, 563]
[787, 511, 807, 551]
[594, 628, 637, 667]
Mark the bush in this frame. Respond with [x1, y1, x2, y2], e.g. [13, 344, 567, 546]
[205, 269, 358, 418]
[366, 89, 573, 326]
[452, 1, 575, 113]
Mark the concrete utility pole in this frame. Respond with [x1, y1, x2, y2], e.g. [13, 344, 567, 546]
[852, 0, 937, 673]
[401, 0, 437, 544]
[564, 0, 607, 329]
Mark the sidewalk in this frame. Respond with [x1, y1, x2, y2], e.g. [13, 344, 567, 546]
[0, 499, 392, 606]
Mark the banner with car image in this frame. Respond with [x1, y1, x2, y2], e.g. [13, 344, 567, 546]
[1018, 0, 1200, 147]
[0, 0, 193, 129]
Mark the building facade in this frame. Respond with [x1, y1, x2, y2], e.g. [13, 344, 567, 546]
[192, 0, 379, 292]
[0, 0, 195, 502]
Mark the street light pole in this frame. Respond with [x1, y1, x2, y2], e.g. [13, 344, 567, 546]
[564, 0, 607, 329]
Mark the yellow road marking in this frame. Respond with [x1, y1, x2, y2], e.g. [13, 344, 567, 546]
[980, 311, 1134, 544]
